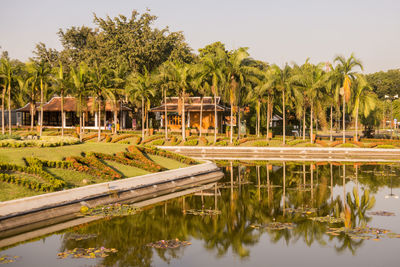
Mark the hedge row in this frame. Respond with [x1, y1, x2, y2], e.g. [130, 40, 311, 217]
[136, 146, 198, 165]
[65, 156, 121, 180]
[126, 146, 164, 171]
[89, 151, 162, 173]
[0, 162, 65, 191]
[184, 139, 198, 146]
[142, 135, 163, 144]
[111, 134, 137, 143]
[0, 173, 52, 192]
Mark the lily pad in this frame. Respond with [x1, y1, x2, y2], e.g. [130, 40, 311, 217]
[284, 207, 317, 215]
[0, 255, 19, 264]
[146, 238, 191, 249]
[368, 211, 395, 216]
[184, 209, 221, 216]
[57, 247, 118, 259]
[251, 222, 294, 230]
[65, 233, 98, 241]
[80, 203, 140, 217]
[309, 216, 344, 224]
[326, 226, 398, 241]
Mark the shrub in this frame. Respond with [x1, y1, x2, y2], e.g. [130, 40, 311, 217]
[337, 143, 358, 148]
[152, 139, 165, 146]
[252, 141, 269, 147]
[184, 139, 198, 146]
[136, 146, 198, 165]
[105, 135, 112, 143]
[134, 136, 142, 145]
[0, 173, 51, 192]
[0, 134, 21, 140]
[376, 144, 396, 149]
[199, 136, 208, 145]
[215, 140, 228, 146]
[142, 135, 163, 144]
[287, 139, 306, 146]
[111, 134, 136, 143]
[170, 136, 181, 146]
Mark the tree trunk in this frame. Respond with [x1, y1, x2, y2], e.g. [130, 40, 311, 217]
[40, 79, 43, 136]
[146, 104, 149, 136]
[214, 93, 217, 144]
[282, 90, 285, 145]
[1, 87, 5, 134]
[61, 90, 64, 137]
[164, 89, 168, 140]
[257, 99, 260, 137]
[238, 107, 241, 140]
[181, 93, 186, 141]
[200, 97, 203, 138]
[310, 103, 314, 143]
[266, 96, 270, 141]
[113, 107, 118, 135]
[79, 95, 82, 142]
[343, 95, 345, 144]
[98, 99, 101, 142]
[141, 97, 145, 140]
[8, 84, 11, 135]
[230, 99, 233, 144]
[30, 99, 34, 131]
[330, 105, 333, 142]
[355, 106, 359, 141]
[303, 105, 306, 140]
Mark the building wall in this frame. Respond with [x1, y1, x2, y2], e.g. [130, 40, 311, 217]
[189, 111, 215, 130]
[0, 111, 18, 126]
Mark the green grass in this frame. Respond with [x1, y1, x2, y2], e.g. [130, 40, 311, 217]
[0, 142, 193, 201]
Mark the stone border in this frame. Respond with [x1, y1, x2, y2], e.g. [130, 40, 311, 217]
[0, 161, 220, 218]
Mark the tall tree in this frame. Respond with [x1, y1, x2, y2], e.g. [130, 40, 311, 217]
[70, 63, 90, 142]
[127, 67, 155, 140]
[52, 62, 69, 137]
[200, 47, 227, 143]
[0, 58, 16, 134]
[351, 74, 377, 141]
[334, 53, 363, 143]
[269, 64, 292, 145]
[28, 61, 51, 136]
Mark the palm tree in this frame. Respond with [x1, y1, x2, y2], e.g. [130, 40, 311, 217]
[27, 61, 51, 136]
[89, 62, 113, 141]
[52, 62, 69, 137]
[351, 74, 377, 141]
[334, 53, 363, 143]
[270, 64, 292, 145]
[0, 58, 15, 134]
[157, 62, 175, 141]
[291, 60, 326, 143]
[70, 63, 90, 142]
[201, 48, 227, 143]
[127, 67, 155, 140]
[325, 65, 342, 141]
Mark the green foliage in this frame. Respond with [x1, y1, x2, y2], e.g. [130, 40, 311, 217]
[215, 140, 228, 146]
[252, 141, 269, 147]
[0, 134, 21, 140]
[152, 139, 165, 146]
[184, 139, 198, 146]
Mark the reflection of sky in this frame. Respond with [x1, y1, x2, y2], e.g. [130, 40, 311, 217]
[2, 163, 400, 267]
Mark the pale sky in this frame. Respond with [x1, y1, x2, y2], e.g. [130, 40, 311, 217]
[1, 0, 399, 73]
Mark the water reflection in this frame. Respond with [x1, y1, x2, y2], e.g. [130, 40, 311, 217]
[3, 162, 400, 266]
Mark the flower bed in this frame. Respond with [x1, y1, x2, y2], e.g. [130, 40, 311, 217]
[0, 136, 79, 148]
[126, 146, 164, 171]
[82, 133, 106, 142]
[199, 136, 209, 145]
[142, 135, 164, 144]
[89, 151, 162, 172]
[0, 173, 51, 192]
[0, 162, 65, 191]
[152, 139, 165, 146]
[65, 156, 121, 180]
[136, 146, 198, 165]
[184, 139, 198, 146]
[111, 134, 137, 143]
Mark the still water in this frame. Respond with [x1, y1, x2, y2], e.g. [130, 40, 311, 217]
[2, 162, 400, 267]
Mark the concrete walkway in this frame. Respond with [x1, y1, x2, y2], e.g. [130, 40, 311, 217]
[160, 146, 400, 162]
[0, 161, 221, 219]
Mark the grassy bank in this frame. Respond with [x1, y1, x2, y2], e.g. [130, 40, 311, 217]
[0, 142, 191, 201]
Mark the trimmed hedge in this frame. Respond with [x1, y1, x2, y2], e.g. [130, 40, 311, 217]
[0, 173, 51, 192]
[142, 135, 163, 144]
[111, 134, 136, 143]
[152, 139, 165, 146]
[135, 146, 198, 165]
[184, 139, 198, 146]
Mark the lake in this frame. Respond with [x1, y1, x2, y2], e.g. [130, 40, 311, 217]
[1, 161, 400, 267]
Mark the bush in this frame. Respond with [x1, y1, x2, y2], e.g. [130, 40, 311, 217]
[135, 136, 142, 145]
[136, 146, 198, 165]
[252, 141, 269, 147]
[152, 139, 165, 146]
[0, 134, 21, 140]
[376, 144, 396, 149]
[111, 134, 136, 143]
[337, 143, 358, 148]
[105, 135, 112, 143]
[142, 135, 163, 144]
[184, 139, 198, 146]
[287, 139, 306, 146]
[199, 136, 208, 145]
[215, 140, 228, 146]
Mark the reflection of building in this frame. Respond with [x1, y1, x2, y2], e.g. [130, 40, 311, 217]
[150, 97, 229, 132]
[16, 97, 131, 129]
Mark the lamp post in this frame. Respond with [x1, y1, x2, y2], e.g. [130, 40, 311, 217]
[384, 94, 398, 139]
[385, 165, 398, 199]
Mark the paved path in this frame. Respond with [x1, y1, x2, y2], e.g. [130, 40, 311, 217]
[160, 146, 400, 162]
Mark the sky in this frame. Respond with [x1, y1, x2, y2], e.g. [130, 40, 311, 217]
[0, 0, 399, 73]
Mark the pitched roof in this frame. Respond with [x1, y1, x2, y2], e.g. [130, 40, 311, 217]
[17, 97, 131, 112]
[150, 96, 228, 112]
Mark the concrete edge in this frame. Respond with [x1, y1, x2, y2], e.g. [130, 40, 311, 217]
[0, 160, 220, 218]
[159, 146, 400, 153]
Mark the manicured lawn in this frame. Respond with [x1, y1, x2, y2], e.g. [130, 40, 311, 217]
[0, 142, 192, 201]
